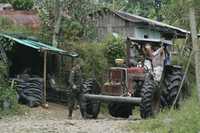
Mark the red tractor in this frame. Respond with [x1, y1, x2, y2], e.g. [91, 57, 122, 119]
[79, 37, 184, 119]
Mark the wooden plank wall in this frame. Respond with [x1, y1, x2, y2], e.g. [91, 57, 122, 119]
[95, 12, 135, 40]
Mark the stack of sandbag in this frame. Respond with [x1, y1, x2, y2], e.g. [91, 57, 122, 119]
[15, 77, 43, 107]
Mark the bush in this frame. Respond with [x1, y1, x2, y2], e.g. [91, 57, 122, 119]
[0, 0, 33, 10]
[103, 35, 126, 65]
[10, 0, 34, 10]
[63, 35, 126, 84]
[61, 20, 83, 41]
[0, 62, 18, 114]
[72, 42, 109, 84]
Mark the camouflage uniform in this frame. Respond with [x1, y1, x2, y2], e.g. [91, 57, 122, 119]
[68, 65, 82, 118]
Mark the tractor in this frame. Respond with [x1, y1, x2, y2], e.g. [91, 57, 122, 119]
[79, 37, 184, 119]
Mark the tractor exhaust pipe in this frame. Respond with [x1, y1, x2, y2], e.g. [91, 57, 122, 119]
[83, 94, 142, 104]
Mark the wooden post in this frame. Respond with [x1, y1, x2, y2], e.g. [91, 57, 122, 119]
[43, 50, 48, 107]
[113, 0, 115, 10]
[189, 8, 200, 102]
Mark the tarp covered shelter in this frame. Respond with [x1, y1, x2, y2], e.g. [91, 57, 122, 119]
[0, 33, 71, 104]
[0, 33, 69, 77]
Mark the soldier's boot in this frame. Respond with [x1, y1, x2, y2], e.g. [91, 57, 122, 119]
[68, 102, 74, 119]
[68, 109, 73, 119]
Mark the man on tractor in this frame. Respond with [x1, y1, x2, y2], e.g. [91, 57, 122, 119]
[143, 43, 165, 81]
[78, 37, 184, 119]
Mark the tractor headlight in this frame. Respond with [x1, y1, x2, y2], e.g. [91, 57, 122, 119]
[115, 59, 124, 65]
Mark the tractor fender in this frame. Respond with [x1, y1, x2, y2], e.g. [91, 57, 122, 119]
[164, 65, 182, 73]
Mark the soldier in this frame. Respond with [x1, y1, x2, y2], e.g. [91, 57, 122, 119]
[143, 43, 165, 81]
[68, 62, 83, 119]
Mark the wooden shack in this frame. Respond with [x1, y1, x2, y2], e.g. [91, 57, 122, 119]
[90, 8, 189, 40]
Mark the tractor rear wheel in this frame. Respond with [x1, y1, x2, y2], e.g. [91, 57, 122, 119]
[80, 79, 101, 119]
[140, 74, 160, 119]
[160, 69, 183, 108]
[108, 102, 132, 118]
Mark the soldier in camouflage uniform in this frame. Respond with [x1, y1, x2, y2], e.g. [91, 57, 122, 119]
[68, 63, 82, 119]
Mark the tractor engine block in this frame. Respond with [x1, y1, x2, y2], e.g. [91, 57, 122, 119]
[102, 67, 145, 96]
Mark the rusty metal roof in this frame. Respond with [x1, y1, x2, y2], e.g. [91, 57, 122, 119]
[0, 10, 40, 29]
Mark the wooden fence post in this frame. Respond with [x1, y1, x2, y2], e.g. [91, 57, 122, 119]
[189, 7, 200, 102]
[43, 50, 48, 107]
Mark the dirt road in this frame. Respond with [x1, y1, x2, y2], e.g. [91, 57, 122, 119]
[0, 103, 135, 133]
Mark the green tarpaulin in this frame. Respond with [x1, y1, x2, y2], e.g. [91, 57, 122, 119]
[0, 34, 66, 54]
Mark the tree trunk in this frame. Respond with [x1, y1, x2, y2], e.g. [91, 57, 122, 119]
[52, 0, 64, 48]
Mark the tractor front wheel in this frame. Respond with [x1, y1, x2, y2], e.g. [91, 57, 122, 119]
[108, 102, 132, 118]
[140, 74, 160, 119]
[80, 79, 101, 119]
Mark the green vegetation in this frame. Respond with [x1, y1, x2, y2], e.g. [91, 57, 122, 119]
[129, 88, 200, 133]
[69, 35, 126, 83]
[72, 42, 108, 84]
[0, 0, 34, 10]
[0, 17, 31, 116]
[10, 0, 33, 10]
[0, 62, 23, 116]
[103, 35, 126, 66]
[35, 0, 98, 47]
[0, 1, 200, 131]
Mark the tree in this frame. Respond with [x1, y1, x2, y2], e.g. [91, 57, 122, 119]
[98, 0, 158, 18]
[98, 0, 127, 10]
[160, 0, 200, 30]
[34, 0, 97, 47]
[34, 0, 65, 47]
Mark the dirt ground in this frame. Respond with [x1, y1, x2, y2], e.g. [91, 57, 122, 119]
[0, 103, 137, 133]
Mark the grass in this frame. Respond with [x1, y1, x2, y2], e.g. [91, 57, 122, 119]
[129, 87, 200, 133]
[0, 104, 30, 118]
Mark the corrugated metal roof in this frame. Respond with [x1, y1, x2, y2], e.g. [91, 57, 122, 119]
[127, 36, 172, 45]
[0, 11, 40, 29]
[91, 8, 190, 37]
[0, 34, 66, 54]
[116, 11, 190, 35]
